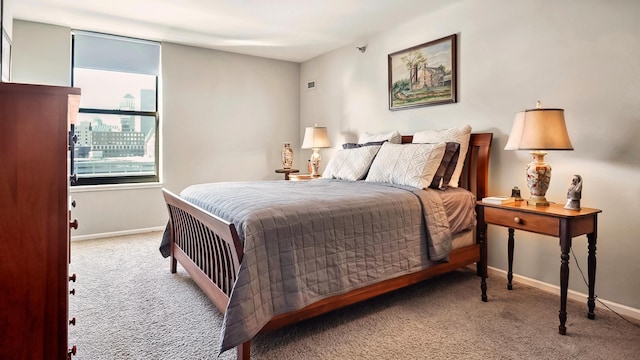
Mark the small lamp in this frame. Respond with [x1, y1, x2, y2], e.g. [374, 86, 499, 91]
[301, 124, 331, 176]
[505, 101, 574, 206]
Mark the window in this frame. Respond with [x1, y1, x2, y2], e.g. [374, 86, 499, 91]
[71, 31, 160, 185]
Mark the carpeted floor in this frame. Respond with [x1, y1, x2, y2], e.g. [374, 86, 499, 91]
[69, 231, 640, 359]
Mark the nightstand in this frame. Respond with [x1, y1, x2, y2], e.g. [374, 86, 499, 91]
[476, 200, 602, 335]
[275, 168, 299, 180]
[289, 174, 321, 181]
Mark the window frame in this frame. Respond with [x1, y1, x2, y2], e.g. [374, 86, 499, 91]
[70, 31, 160, 186]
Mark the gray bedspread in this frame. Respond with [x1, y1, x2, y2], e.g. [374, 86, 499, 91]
[160, 179, 471, 354]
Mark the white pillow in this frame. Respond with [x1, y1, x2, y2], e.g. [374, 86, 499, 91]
[322, 145, 381, 181]
[358, 130, 402, 144]
[365, 142, 446, 189]
[412, 124, 472, 188]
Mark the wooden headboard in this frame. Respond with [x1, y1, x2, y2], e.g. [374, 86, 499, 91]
[401, 133, 493, 200]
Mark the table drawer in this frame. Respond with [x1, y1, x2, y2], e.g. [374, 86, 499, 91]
[484, 207, 560, 237]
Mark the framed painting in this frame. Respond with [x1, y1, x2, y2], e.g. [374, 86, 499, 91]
[388, 34, 457, 110]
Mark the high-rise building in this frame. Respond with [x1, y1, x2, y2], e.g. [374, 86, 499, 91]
[120, 93, 135, 132]
[140, 89, 156, 138]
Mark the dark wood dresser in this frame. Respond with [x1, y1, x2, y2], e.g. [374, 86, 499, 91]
[0, 82, 81, 359]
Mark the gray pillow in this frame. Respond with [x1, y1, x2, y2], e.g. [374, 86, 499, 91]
[342, 140, 386, 149]
[429, 142, 461, 189]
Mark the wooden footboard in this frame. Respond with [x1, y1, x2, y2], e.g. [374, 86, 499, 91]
[163, 189, 243, 313]
[163, 132, 492, 360]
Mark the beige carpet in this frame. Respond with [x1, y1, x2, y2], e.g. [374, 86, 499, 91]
[69, 231, 640, 359]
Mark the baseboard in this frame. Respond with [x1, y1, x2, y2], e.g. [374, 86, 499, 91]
[488, 266, 640, 321]
[71, 226, 165, 242]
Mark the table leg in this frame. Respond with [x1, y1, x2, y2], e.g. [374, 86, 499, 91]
[237, 341, 250, 360]
[476, 206, 488, 302]
[559, 234, 572, 335]
[507, 228, 514, 290]
[587, 231, 597, 319]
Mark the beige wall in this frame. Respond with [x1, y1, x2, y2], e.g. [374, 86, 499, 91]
[11, 21, 69, 85]
[11, 20, 300, 238]
[300, 0, 640, 310]
[161, 42, 300, 193]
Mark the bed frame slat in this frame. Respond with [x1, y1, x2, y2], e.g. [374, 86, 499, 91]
[163, 190, 243, 311]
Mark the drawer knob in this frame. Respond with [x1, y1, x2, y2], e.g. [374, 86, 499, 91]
[68, 345, 77, 356]
[69, 219, 78, 230]
[514, 217, 521, 224]
[69, 317, 76, 326]
[69, 273, 76, 282]
[70, 288, 76, 296]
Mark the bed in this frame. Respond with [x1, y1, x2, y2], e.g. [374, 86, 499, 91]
[160, 131, 492, 359]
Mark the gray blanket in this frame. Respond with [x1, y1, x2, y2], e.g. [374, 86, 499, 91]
[161, 179, 455, 354]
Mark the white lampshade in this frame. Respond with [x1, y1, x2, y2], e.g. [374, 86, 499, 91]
[505, 108, 573, 151]
[301, 126, 331, 149]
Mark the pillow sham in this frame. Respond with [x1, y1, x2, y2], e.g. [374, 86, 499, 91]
[365, 142, 446, 189]
[342, 140, 386, 149]
[429, 142, 461, 189]
[359, 130, 402, 144]
[412, 124, 472, 188]
[321, 145, 382, 181]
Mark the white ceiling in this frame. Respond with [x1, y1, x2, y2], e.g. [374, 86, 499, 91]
[12, 0, 452, 63]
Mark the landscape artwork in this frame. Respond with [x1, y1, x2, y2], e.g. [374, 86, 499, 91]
[388, 34, 457, 110]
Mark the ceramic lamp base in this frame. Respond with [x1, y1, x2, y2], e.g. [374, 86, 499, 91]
[527, 195, 550, 206]
[309, 148, 321, 177]
[526, 151, 552, 206]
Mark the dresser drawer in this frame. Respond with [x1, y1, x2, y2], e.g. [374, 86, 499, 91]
[484, 207, 560, 237]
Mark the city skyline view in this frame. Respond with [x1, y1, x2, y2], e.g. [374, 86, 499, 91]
[72, 70, 157, 179]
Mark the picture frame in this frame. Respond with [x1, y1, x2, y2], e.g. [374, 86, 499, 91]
[388, 34, 457, 110]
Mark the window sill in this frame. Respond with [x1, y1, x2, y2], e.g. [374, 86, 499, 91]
[70, 182, 163, 193]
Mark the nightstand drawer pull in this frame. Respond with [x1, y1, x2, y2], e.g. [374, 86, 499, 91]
[514, 217, 521, 224]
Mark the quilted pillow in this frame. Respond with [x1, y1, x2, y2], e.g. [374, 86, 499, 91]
[429, 142, 461, 189]
[365, 142, 446, 189]
[412, 124, 472, 188]
[358, 130, 402, 144]
[321, 145, 382, 181]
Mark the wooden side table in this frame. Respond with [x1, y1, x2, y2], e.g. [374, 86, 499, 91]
[275, 168, 299, 180]
[289, 174, 321, 181]
[476, 200, 602, 335]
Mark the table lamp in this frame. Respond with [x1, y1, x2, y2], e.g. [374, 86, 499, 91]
[504, 101, 573, 206]
[301, 124, 331, 176]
